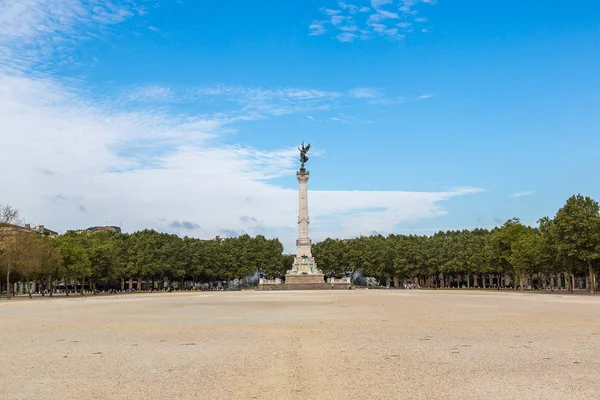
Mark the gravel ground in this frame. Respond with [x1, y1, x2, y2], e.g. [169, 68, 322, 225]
[1, 290, 600, 400]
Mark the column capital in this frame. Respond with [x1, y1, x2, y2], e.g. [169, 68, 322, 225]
[297, 169, 310, 182]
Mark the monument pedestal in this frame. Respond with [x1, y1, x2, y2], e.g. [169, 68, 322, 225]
[285, 253, 325, 288]
[285, 274, 325, 285]
[284, 273, 328, 290]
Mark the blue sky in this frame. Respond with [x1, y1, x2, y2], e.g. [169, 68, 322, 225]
[1, 0, 599, 251]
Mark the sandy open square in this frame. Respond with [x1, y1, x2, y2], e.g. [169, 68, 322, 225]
[1, 290, 600, 400]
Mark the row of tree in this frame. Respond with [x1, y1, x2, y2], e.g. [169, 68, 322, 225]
[2, 194, 600, 296]
[313, 195, 600, 292]
[1, 208, 289, 297]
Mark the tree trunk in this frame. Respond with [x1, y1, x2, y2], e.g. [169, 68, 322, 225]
[80, 279, 85, 296]
[137, 277, 142, 291]
[567, 273, 574, 293]
[467, 273, 471, 289]
[588, 260, 595, 294]
[120, 279, 125, 292]
[558, 273, 563, 290]
[48, 275, 53, 297]
[28, 281, 33, 298]
[6, 267, 11, 299]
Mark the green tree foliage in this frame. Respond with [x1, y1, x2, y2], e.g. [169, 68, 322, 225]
[53, 234, 92, 295]
[511, 230, 544, 290]
[554, 195, 600, 293]
[0, 232, 62, 298]
[3, 193, 600, 295]
[311, 212, 597, 291]
[489, 219, 531, 288]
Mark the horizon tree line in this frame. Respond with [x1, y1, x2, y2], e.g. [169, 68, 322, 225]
[313, 194, 600, 292]
[1, 194, 600, 296]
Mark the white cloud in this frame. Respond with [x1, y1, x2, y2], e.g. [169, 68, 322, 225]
[337, 32, 358, 42]
[419, 93, 438, 100]
[193, 85, 344, 119]
[321, 8, 342, 16]
[0, 71, 481, 251]
[338, 1, 361, 13]
[127, 85, 174, 102]
[348, 88, 381, 99]
[378, 10, 399, 19]
[0, 0, 482, 252]
[0, 0, 145, 72]
[509, 191, 535, 199]
[309, 21, 327, 36]
[371, 0, 393, 8]
[331, 15, 347, 25]
[312, 0, 435, 42]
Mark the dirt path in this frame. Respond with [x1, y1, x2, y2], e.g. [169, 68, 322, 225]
[1, 290, 600, 399]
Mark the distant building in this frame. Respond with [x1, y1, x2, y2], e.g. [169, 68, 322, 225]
[0, 223, 31, 236]
[200, 235, 226, 242]
[86, 226, 122, 233]
[38, 225, 59, 237]
[0, 223, 58, 237]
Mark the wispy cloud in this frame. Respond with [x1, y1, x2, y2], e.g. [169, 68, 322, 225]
[0, 71, 477, 250]
[509, 191, 534, 198]
[193, 86, 343, 119]
[117, 83, 416, 122]
[310, 0, 434, 42]
[309, 22, 327, 36]
[127, 85, 174, 102]
[348, 87, 381, 99]
[419, 93, 438, 100]
[0, 0, 147, 72]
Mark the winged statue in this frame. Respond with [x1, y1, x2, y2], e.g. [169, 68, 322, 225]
[299, 142, 310, 168]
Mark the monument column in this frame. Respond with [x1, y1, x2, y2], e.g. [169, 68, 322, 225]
[285, 142, 324, 284]
[296, 168, 312, 258]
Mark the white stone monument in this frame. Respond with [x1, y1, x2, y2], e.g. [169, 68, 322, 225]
[285, 142, 324, 284]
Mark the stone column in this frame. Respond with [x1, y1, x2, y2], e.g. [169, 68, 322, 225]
[296, 169, 312, 258]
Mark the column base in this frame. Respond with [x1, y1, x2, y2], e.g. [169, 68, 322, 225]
[285, 274, 325, 284]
